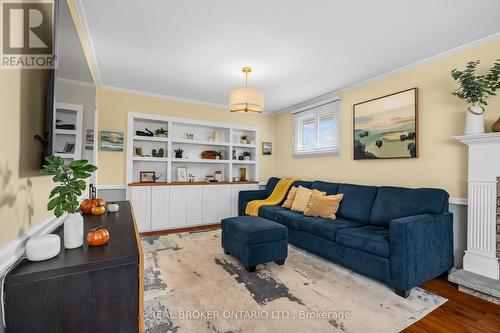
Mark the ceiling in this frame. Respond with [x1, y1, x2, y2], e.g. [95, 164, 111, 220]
[57, 0, 93, 84]
[78, 0, 500, 112]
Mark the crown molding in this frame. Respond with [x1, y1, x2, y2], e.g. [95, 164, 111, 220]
[72, 0, 102, 86]
[56, 77, 95, 88]
[273, 32, 500, 115]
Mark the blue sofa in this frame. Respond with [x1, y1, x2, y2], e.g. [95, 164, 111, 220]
[238, 178, 454, 297]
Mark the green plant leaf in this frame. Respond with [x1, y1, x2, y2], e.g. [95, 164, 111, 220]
[47, 196, 64, 210]
[69, 159, 88, 169]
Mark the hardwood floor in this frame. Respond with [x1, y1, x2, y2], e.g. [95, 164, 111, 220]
[404, 275, 500, 333]
[140, 226, 500, 332]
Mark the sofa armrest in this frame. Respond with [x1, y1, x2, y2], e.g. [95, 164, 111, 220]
[238, 190, 268, 216]
[389, 213, 454, 291]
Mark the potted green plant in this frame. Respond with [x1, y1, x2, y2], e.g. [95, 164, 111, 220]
[240, 134, 249, 144]
[174, 148, 183, 159]
[451, 59, 500, 134]
[41, 156, 97, 249]
[154, 127, 168, 137]
[242, 151, 251, 161]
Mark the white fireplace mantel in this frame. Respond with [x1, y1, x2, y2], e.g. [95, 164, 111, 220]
[454, 132, 500, 280]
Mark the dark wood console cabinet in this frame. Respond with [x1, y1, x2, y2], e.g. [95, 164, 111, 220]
[4, 201, 144, 333]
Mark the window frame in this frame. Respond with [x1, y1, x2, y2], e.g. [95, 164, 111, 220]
[292, 98, 341, 157]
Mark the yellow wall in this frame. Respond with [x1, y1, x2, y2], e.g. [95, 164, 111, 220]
[0, 70, 54, 246]
[274, 39, 500, 198]
[96, 88, 276, 184]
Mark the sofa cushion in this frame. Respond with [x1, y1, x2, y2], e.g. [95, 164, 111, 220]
[336, 226, 390, 258]
[259, 205, 288, 220]
[221, 216, 287, 245]
[337, 184, 378, 222]
[265, 177, 281, 196]
[298, 216, 366, 242]
[274, 209, 303, 230]
[369, 186, 450, 227]
[310, 181, 340, 195]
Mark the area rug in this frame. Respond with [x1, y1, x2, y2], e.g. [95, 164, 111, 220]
[142, 230, 446, 333]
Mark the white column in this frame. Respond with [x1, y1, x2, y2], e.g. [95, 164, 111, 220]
[455, 133, 500, 280]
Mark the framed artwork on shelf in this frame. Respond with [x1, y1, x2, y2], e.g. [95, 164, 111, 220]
[176, 167, 188, 182]
[353, 88, 418, 160]
[63, 142, 75, 153]
[262, 142, 272, 155]
[239, 167, 247, 181]
[140, 171, 156, 183]
[134, 146, 144, 156]
[100, 131, 124, 151]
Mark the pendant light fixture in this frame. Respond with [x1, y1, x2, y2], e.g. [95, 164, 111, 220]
[229, 67, 264, 113]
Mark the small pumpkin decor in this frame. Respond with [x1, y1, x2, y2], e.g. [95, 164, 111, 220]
[87, 226, 110, 246]
[80, 185, 106, 214]
[91, 204, 106, 216]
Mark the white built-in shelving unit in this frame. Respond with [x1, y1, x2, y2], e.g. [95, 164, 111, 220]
[126, 112, 260, 232]
[53, 102, 83, 162]
[126, 112, 259, 184]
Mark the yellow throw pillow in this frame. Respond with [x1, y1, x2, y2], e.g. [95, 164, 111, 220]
[282, 186, 298, 209]
[291, 186, 313, 212]
[305, 189, 326, 211]
[303, 193, 344, 219]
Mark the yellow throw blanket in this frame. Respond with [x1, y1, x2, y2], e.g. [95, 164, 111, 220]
[245, 178, 299, 216]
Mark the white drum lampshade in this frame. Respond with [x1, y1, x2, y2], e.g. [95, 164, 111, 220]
[229, 67, 264, 113]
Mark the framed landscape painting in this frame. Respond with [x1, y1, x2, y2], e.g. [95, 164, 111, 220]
[353, 88, 418, 160]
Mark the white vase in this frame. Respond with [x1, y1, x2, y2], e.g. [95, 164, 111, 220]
[64, 212, 83, 249]
[244, 156, 250, 161]
[464, 106, 485, 135]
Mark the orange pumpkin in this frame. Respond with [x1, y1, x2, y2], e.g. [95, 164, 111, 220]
[87, 226, 110, 246]
[80, 198, 106, 214]
[91, 204, 106, 215]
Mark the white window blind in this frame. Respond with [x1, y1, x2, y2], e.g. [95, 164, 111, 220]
[293, 99, 340, 156]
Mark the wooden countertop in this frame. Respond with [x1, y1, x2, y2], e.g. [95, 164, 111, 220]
[128, 181, 259, 186]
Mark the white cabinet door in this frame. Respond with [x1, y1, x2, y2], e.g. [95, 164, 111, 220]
[170, 186, 187, 228]
[231, 184, 260, 216]
[218, 185, 232, 220]
[202, 185, 219, 225]
[151, 186, 170, 230]
[130, 186, 151, 232]
[186, 186, 203, 226]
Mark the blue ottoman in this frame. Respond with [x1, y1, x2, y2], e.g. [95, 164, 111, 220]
[221, 216, 288, 272]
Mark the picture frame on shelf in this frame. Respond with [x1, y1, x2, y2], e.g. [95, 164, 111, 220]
[176, 167, 188, 182]
[214, 170, 223, 182]
[239, 168, 247, 181]
[134, 146, 144, 156]
[140, 171, 156, 183]
[262, 142, 272, 155]
[63, 142, 75, 153]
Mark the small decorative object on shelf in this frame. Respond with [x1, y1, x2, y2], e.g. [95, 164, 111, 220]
[152, 149, 157, 157]
[239, 168, 247, 181]
[262, 142, 272, 155]
[206, 175, 215, 182]
[188, 173, 195, 182]
[240, 134, 249, 144]
[238, 154, 244, 160]
[177, 167, 187, 182]
[451, 58, 500, 135]
[107, 202, 119, 213]
[140, 171, 156, 183]
[154, 127, 168, 137]
[201, 150, 217, 159]
[157, 148, 165, 157]
[233, 177, 240, 182]
[208, 136, 214, 142]
[213, 131, 219, 141]
[174, 148, 184, 158]
[214, 151, 220, 160]
[87, 226, 110, 246]
[243, 151, 251, 161]
[214, 170, 222, 182]
[219, 150, 225, 160]
[41, 156, 97, 250]
[185, 133, 194, 140]
[136, 128, 153, 137]
[232, 149, 236, 160]
[55, 119, 76, 130]
[134, 146, 144, 156]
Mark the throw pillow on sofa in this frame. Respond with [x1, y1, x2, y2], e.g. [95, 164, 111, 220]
[305, 189, 326, 210]
[282, 186, 298, 209]
[304, 193, 344, 219]
[291, 186, 313, 212]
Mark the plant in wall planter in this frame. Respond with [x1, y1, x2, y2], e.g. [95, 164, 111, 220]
[242, 151, 251, 161]
[41, 156, 97, 250]
[451, 59, 500, 134]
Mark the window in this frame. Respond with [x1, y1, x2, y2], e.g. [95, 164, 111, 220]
[293, 99, 340, 156]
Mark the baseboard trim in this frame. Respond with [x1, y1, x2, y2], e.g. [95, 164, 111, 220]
[0, 213, 66, 277]
[140, 223, 221, 237]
